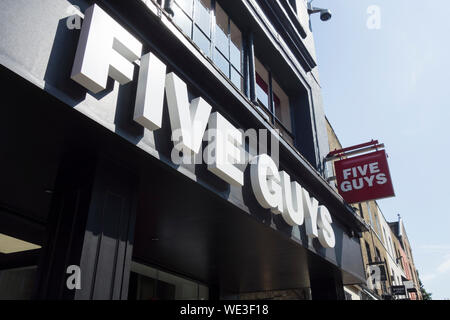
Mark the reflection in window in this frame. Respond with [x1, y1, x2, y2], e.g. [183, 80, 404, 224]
[175, 0, 194, 17]
[272, 78, 293, 145]
[230, 21, 242, 73]
[172, 3, 193, 36]
[172, 0, 244, 91]
[173, 0, 212, 57]
[129, 262, 209, 300]
[255, 57, 294, 144]
[256, 73, 269, 109]
[215, 3, 228, 56]
[193, 26, 211, 57]
[195, 0, 211, 35]
[213, 3, 243, 90]
[214, 48, 229, 76]
[255, 58, 269, 109]
[193, 0, 212, 57]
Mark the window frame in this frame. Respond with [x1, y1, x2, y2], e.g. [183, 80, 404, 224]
[254, 59, 295, 143]
[172, 0, 245, 91]
[170, 1, 302, 148]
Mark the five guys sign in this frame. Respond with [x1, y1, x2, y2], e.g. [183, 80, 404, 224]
[332, 143, 395, 204]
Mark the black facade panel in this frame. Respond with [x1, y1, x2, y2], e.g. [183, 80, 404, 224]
[0, 0, 367, 299]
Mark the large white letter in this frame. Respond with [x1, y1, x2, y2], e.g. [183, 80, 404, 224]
[279, 171, 304, 226]
[250, 154, 283, 214]
[317, 206, 335, 248]
[71, 4, 142, 93]
[133, 52, 167, 130]
[206, 112, 244, 186]
[303, 188, 319, 238]
[165, 72, 212, 154]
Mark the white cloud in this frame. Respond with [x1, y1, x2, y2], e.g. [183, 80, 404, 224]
[418, 250, 450, 286]
[437, 256, 450, 274]
[421, 274, 437, 282]
[418, 244, 450, 253]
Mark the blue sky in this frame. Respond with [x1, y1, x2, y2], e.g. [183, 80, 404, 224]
[310, 0, 450, 299]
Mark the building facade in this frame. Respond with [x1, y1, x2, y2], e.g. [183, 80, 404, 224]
[326, 118, 421, 300]
[389, 217, 422, 300]
[0, 0, 371, 300]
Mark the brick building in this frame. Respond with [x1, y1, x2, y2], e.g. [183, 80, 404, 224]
[325, 118, 421, 300]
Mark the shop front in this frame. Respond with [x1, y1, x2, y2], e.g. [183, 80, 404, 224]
[0, 0, 367, 300]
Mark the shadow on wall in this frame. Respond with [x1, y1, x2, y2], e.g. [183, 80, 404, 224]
[43, 1, 114, 106]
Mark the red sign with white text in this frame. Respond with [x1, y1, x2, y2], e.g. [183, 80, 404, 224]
[334, 150, 395, 204]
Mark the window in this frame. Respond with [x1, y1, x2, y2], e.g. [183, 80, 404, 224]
[367, 203, 381, 237]
[173, 0, 212, 57]
[172, 0, 244, 91]
[255, 59, 270, 110]
[389, 238, 394, 258]
[0, 266, 38, 299]
[365, 241, 372, 263]
[344, 291, 352, 301]
[373, 212, 380, 235]
[129, 262, 208, 300]
[357, 203, 363, 218]
[214, 3, 244, 90]
[380, 281, 387, 295]
[367, 202, 373, 227]
[375, 248, 381, 262]
[255, 58, 294, 144]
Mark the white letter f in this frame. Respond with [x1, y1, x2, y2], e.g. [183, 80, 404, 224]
[71, 4, 143, 93]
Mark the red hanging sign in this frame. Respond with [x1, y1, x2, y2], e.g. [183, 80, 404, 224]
[334, 150, 395, 204]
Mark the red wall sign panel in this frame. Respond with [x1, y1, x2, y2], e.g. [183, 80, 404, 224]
[334, 150, 395, 204]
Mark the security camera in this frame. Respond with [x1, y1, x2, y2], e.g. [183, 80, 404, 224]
[308, 1, 332, 22]
[320, 9, 332, 21]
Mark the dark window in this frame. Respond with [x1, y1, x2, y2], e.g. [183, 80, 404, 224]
[358, 203, 363, 218]
[344, 291, 352, 300]
[172, 0, 244, 91]
[375, 248, 381, 262]
[128, 262, 209, 300]
[365, 241, 372, 263]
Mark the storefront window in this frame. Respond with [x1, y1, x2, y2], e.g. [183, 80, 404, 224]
[0, 266, 38, 300]
[172, 0, 244, 90]
[128, 262, 209, 300]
